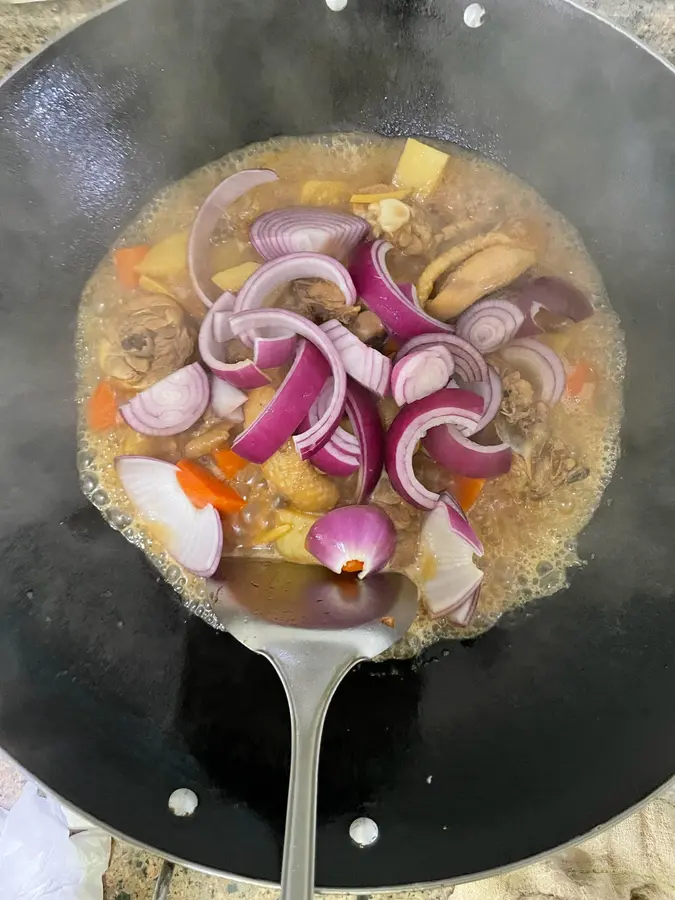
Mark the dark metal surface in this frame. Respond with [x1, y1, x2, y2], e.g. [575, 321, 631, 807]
[0, 0, 674, 887]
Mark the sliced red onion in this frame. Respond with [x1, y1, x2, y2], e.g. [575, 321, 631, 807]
[234, 252, 357, 347]
[441, 492, 484, 554]
[210, 373, 246, 420]
[120, 363, 209, 436]
[419, 498, 483, 622]
[305, 506, 396, 578]
[395, 333, 488, 385]
[390, 345, 454, 406]
[509, 277, 595, 336]
[250, 207, 369, 261]
[447, 588, 481, 626]
[345, 379, 386, 502]
[385, 388, 483, 509]
[189, 168, 278, 308]
[448, 365, 503, 432]
[456, 298, 525, 353]
[424, 423, 512, 478]
[309, 439, 361, 477]
[199, 291, 269, 389]
[350, 241, 454, 341]
[428, 365, 511, 476]
[498, 337, 565, 406]
[468, 365, 502, 431]
[229, 308, 347, 459]
[232, 339, 330, 463]
[116, 456, 222, 576]
[252, 334, 297, 369]
[320, 319, 391, 397]
[211, 291, 237, 342]
[305, 381, 360, 476]
[399, 282, 423, 308]
[309, 380, 360, 457]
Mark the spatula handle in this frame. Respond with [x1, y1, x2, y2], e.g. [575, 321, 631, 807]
[268, 644, 359, 900]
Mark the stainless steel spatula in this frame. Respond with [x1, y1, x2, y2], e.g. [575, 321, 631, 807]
[208, 558, 419, 900]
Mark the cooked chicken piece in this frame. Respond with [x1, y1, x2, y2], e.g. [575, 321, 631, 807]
[496, 370, 550, 476]
[184, 421, 232, 458]
[370, 198, 411, 233]
[427, 245, 536, 319]
[529, 438, 590, 499]
[98, 294, 194, 389]
[416, 218, 543, 306]
[351, 310, 386, 348]
[500, 371, 545, 429]
[354, 197, 436, 256]
[243, 387, 339, 512]
[509, 436, 590, 500]
[439, 218, 491, 246]
[417, 230, 516, 303]
[496, 370, 589, 499]
[121, 428, 181, 462]
[285, 278, 361, 325]
[436, 198, 506, 245]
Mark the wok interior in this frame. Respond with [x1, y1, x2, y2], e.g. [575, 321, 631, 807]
[0, 0, 674, 887]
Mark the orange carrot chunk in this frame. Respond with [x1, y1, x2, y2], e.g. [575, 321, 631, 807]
[341, 559, 364, 574]
[86, 381, 119, 431]
[176, 459, 246, 514]
[212, 447, 247, 480]
[114, 245, 150, 289]
[566, 360, 595, 397]
[447, 475, 486, 513]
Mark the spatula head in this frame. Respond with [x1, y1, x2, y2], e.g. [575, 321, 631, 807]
[207, 558, 419, 660]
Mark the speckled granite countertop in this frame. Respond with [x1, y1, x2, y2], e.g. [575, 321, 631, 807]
[0, 1, 673, 898]
[2, 0, 675, 76]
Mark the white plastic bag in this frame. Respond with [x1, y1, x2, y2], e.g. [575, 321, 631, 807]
[0, 782, 111, 900]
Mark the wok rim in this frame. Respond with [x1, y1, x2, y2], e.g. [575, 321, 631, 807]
[5, 740, 674, 891]
[0, 0, 673, 889]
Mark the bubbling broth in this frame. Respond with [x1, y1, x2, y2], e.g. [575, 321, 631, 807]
[76, 134, 624, 657]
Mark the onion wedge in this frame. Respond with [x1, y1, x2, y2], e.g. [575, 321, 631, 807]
[305, 506, 396, 578]
[116, 456, 222, 577]
[120, 363, 209, 436]
[419, 496, 483, 624]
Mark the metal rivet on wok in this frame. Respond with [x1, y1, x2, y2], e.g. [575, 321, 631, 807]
[349, 817, 379, 847]
[168, 788, 198, 817]
[464, 3, 486, 27]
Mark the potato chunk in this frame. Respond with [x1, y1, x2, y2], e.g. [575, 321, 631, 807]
[393, 138, 449, 200]
[135, 231, 188, 279]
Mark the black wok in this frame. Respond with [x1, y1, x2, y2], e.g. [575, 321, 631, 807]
[0, 0, 674, 887]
